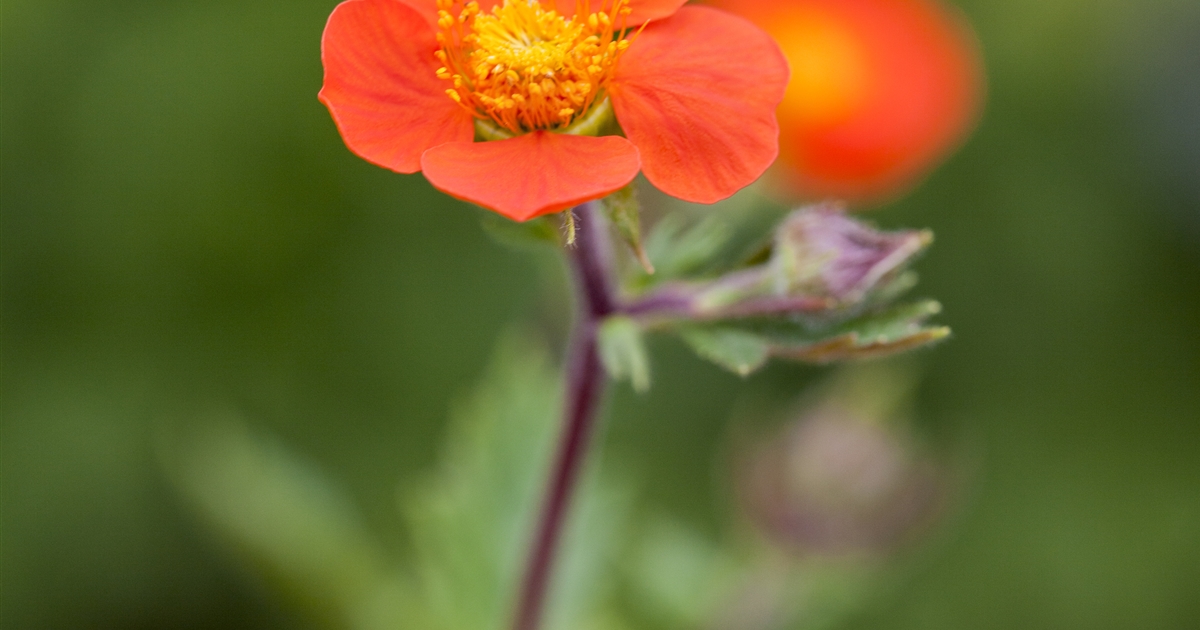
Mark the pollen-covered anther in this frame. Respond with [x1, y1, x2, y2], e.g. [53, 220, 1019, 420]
[434, 0, 634, 133]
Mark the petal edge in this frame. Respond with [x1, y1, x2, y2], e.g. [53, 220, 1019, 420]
[320, 0, 474, 173]
[420, 133, 642, 221]
[609, 6, 789, 204]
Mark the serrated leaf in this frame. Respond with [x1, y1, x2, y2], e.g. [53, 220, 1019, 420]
[678, 301, 948, 369]
[642, 188, 790, 282]
[750, 300, 949, 363]
[404, 332, 632, 630]
[642, 213, 732, 282]
[778, 327, 951, 363]
[598, 315, 652, 393]
[679, 326, 771, 376]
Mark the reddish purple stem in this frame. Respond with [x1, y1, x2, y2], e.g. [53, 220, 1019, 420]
[512, 203, 615, 630]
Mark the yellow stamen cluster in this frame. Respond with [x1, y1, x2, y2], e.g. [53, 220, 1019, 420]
[436, 0, 633, 133]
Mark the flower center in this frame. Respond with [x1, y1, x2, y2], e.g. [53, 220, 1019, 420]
[435, 0, 632, 134]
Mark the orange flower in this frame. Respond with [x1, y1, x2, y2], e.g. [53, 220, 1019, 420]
[319, 0, 789, 221]
[708, 0, 984, 204]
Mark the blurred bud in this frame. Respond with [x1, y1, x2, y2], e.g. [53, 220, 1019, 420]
[770, 203, 931, 304]
[709, 0, 984, 205]
[739, 397, 944, 556]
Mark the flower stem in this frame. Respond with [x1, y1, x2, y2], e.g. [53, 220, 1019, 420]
[512, 202, 615, 630]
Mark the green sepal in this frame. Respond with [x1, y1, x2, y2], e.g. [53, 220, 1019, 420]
[601, 185, 654, 274]
[598, 315, 652, 392]
[562, 97, 616, 137]
[474, 118, 514, 142]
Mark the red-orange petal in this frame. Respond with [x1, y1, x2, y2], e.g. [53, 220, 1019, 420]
[420, 132, 642, 221]
[609, 6, 789, 204]
[393, 0, 441, 29]
[319, 0, 474, 174]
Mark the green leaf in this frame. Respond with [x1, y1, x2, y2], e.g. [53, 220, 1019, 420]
[678, 326, 771, 376]
[642, 213, 732, 282]
[639, 187, 789, 285]
[746, 300, 950, 364]
[160, 418, 417, 630]
[626, 518, 738, 627]
[598, 315, 652, 393]
[403, 331, 632, 630]
[678, 301, 949, 371]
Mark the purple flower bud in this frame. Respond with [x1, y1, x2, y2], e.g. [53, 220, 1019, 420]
[771, 203, 931, 305]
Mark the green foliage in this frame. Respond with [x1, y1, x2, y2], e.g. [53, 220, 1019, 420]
[402, 333, 561, 630]
[641, 213, 733, 282]
[161, 419, 418, 630]
[602, 185, 654, 273]
[625, 518, 739, 626]
[680, 300, 948, 375]
[630, 199, 947, 374]
[402, 332, 633, 630]
[639, 188, 788, 286]
[753, 300, 950, 363]
[162, 335, 631, 630]
[598, 315, 653, 393]
[678, 326, 771, 376]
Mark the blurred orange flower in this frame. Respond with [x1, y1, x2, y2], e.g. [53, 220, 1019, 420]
[709, 0, 984, 204]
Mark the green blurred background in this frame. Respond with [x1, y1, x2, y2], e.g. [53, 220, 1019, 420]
[3, 0, 1199, 627]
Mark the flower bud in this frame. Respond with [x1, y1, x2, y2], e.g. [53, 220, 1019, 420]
[770, 203, 931, 305]
[684, 203, 929, 318]
[739, 404, 943, 556]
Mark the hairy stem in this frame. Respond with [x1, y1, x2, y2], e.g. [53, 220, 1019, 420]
[512, 202, 615, 630]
